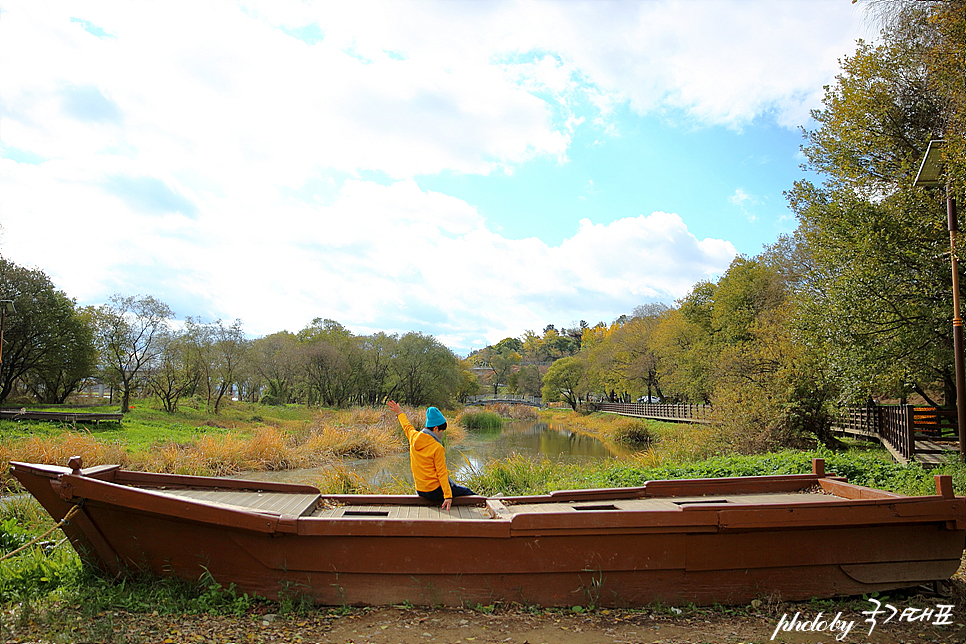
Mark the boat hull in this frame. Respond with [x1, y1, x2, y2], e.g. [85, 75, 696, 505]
[10, 460, 966, 607]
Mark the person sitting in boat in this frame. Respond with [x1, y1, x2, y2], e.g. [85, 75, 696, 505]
[387, 400, 476, 510]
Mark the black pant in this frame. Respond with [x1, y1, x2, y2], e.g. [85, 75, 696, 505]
[417, 483, 476, 503]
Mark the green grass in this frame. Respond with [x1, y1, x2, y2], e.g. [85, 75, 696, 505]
[0, 400, 319, 448]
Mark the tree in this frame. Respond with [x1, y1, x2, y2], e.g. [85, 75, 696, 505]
[90, 294, 174, 412]
[356, 332, 397, 405]
[0, 258, 96, 404]
[456, 359, 482, 402]
[298, 319, 361, 408]
[509, 364, 542, 397]
[251, 332, 301, 405]
[25, 308, 97, 404]
[541, 356, 588, 411]
[147, 330, 200, 413]
[210, 319, 248, 413]
[473, 345, 521, 395]
[788, 8, 958, 403]
[653, 283, 717, 404]
[388, 332, 461, 407]
[608, 308, 667, 401]
[520, 330, 548, 363]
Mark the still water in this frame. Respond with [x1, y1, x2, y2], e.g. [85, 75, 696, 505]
[233, 420, 630, 489]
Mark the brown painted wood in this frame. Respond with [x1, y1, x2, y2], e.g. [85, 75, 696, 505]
[11, 459, 966, 608]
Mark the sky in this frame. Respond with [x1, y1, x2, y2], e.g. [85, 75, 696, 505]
[0, 1, 875, 354]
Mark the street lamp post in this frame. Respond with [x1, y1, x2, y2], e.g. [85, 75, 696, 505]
[915, 140, 966, 460]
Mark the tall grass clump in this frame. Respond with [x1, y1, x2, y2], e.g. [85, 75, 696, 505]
[312, 462, 373, 495]
[610, 418, 653, 445]
[459, 409, 503, 431]
[465, 454, 576, 496]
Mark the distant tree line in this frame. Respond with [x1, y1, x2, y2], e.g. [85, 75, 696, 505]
[0, 266, 473, 412]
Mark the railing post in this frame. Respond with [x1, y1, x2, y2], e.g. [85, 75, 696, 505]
[905, 404, 915, 459]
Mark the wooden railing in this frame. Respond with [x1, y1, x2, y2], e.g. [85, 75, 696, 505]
[833, 404, 959, 463]
[596, 401, 713, 424]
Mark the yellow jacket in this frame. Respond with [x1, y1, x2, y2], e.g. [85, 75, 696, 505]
[396, 413, 452, 499]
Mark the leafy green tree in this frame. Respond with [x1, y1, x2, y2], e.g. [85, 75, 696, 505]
[0, 258, 97, 404]
[541, 356, 588, 411]
[456, 359, 482, 402]
[24, 307, 97, 404]
[520, 330, 548, 363]
[608, 307, 668, 401]
[788, 9, 956, 403]
[251, 331, 301, 405]
[147, 330, 199, 413]
[485, 349, 521, 395]
[653, 283, 716, 404]
[356, 332, 397, 405]
[388, 332, 461, 407]
[208, 319, 248, 413]
[509, 364, 543, 397]
[298, 319, 360, 407]
[493, 337, 524, 354]
[88, 294, 173, 412]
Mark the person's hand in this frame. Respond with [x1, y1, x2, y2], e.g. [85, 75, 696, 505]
[441, 498, 452, 510]
[387, 400, 402, 415]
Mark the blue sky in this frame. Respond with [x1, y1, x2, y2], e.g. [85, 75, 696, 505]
[0, 1, 873, 354]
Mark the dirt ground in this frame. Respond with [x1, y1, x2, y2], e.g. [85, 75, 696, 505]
[5, 562, 966, 644]
[3, 593, 965, 644]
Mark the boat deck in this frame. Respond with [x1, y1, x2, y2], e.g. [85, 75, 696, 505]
[164, 489, 322, 516]
[161, 489, 842, 521]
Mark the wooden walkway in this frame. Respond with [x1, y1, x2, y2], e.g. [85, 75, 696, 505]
[0, 409, 123, 423]
[835, 424, 960, 467]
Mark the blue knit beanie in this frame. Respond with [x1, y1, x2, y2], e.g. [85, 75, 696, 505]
[425, 407, 447, 429]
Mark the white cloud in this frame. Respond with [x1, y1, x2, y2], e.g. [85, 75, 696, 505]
[0, 164, 734, 350]
[729, 188, 764, 223]
[0, 0, 862, 351]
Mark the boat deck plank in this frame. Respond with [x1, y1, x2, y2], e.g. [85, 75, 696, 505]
[303, 492, 843, 522]
[164, 489, 321, 516]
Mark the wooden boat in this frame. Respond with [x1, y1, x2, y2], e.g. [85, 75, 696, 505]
[9, 457, 966, 607]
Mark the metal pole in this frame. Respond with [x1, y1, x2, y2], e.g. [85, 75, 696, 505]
[947, 184, 966, 461]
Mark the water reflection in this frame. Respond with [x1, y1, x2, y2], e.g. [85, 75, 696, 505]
[232, 420, 628, 489]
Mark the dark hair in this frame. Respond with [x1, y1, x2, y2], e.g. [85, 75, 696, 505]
[434, 422, 447, 432]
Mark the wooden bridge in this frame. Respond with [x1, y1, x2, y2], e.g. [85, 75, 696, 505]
[465, 395, 545, 408]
